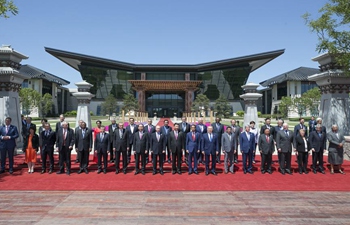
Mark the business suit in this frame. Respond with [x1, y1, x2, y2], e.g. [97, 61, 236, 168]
[309, 120, 317, 133]
[75, 128, 93, 171]
[258, 134, 274, 173]
[56, 128, 75, 173]
[294, 135, 310, 173]
[201, 133, 219, 174]
[150, 132, 166, 173]
[95, 132, 110, 172]
[260, 124, 275, 136]
[55, 121, 69, 132]
[133, 131, 149, 174]
[309, 130, 327, 172]
[221, 132, 236, 173]
[144, 124, 155, 163]
[230, 125, 240, 162]
[212, 122, 224, 163]
[168, 130, 185, 173]
[161, 125, 172, 162]
[108, 123, 118, 162]
[113, 128, 128, 173]
[276, 130, 295, 173]
[74, 126, 81, 163]
[0, 124, 19, 173]
[239, 132, 255, 173]
[327, 131, 345, 165]
[274, 125, 284, 164]
[294, 123, 308, 137]
[40, 129, 56, 172]
[186, 131, 201, 173]
[125, 124, 138, 163]
[180, 122, 191, 163]
[195, 124, 207, 164]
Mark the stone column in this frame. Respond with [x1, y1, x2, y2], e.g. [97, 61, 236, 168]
[308, 53, 350, 134]
[137, 89, 145, 112]
[73, 81, 94, 130]
[185, 89, 194, 113]
[0, 45, 29, 147]
[240, 83, 262, 130]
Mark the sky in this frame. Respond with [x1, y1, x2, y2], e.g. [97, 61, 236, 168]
[2, 0, 328, 88]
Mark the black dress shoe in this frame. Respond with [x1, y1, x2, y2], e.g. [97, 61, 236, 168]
[9, 170, 13, 174]
[134, 171, 138, 175]
[84, 169, 89, 174]
[304, 171, 309, 174]
[205, 171, 209, 176]
[261, 170, 265, 174]
[313, 170, 317, 174]
[49, 170, 53, 174]
[248, 171, 253, 174]
[77, 170, 83, 174]
[97, 170, 102, 174]
[123, 170, 127, 174]
[188, 172, 192, 175]
[160, 171, 164, 175]
[211, 171, 217, 176]
[75, 159, 79, 163]
[110, 160, 114, 163]
[267, 170, 272, 174]
[286, 171, 293, 175]
[194, 171, 199, 175]
[56, 171, 64, 174]
[321, 170, 325, 174]
[177, 171, 182, 175]
[231, 171, 235, 174]
[41, 170, 46, 174]
[172, 171, 176, 175]
[153, 171, 156, 175]
[103, 170, 107, 174]
[281, 170, 285, 175]
[168, 159, 171, 164]
[244, 171, 247, 174]
[299, 171, 302, 174]
[115, 170, 119, 174]
[142, 171, 145, 175]
[66, 171, 70, 175]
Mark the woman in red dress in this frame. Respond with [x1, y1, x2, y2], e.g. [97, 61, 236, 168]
[23, 127, 39, 173]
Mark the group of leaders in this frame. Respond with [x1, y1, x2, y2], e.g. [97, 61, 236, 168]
[0, 115, 346, 176]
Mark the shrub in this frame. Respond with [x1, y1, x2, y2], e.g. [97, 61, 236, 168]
[236, 110, 244, 117]
[64, 110, 77, 117]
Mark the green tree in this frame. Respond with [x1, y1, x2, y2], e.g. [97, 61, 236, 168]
[300, 87, 321, 116]
[303, 0, 350, 73]
[191, 94, 210, 116]
[293, 97, 308, 118]
[38, 93, 53, 117]
[278, 96, 293, 118]
[19, 88, 41, 116]
[122, 93, 138, 115]
[214, 94, 232, 118]
[0, 0, 18, 18]
[101, 94, 118, 119]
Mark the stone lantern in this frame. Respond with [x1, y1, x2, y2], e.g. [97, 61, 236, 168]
[240, 83, 262, 130]
[73, 80, 94, 129]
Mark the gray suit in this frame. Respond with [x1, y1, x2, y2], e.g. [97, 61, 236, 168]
[230, 125, 240, 161]
[327, 131, 345, 165]
[258, 134, 274, 172]
[276, 130, 295, 172]
[221, 132, 236, 173]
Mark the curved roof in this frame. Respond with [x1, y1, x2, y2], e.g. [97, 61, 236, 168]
[45, 47, 285, 73]
[19, 64, 70, 85]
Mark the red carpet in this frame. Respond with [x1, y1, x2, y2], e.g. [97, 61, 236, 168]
[0, 154, 350, 191]
[156, 118, 174, 127]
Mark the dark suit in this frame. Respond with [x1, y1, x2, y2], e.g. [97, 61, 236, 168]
[95, 132, 110, 171]
[294, 135, 310, 173]
[75, 128, 93, 170]
[260, 124, 275, 136]
[180, 122, 191, 162]
[168, 130, 185, 172]
[55, 121, 69, 132]
[126, 124, 138, 163]
[239, 132, 255, 173]
[108, 123, 118, 161]
[309, 130, 327, 172]
[258, 134, 274, 172]
[56, 128, 75, 172]
[133, 131, 148, 173]
[74, 126, 81, 162]
[150, 132, 166, 173]
[212, 122, 224, 163]
[186, 132, 201, 173]
[40, 130, 56, 171]
[201, 133, 219, 173]
[276, 130, 295, 172]
[161, 125, 172, 161]
[230, 125, 240, 161]
[144, 124, 155, 163]
[0, 124, 19, 172]
[113, 128, 128, 172]
[195, 124, 207, 163]
[309, 120, 317, 133]
[294, 123, 308, 137]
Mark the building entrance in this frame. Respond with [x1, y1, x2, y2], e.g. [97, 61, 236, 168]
[146, 92, 185, 118]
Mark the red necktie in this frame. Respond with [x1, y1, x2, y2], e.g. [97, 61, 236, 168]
[175, 131, 178, 140]
[148, 126, 151, 132]
[192, 132, 195, 141]
[266, 136, 269, 143]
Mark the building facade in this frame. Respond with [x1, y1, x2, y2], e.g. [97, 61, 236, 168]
[46, 47, 284, 117]
[259, 67, 319, 117]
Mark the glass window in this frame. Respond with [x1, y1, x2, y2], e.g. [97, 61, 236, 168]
[277, 82, 287, 100]
[301, 82, 317, 94]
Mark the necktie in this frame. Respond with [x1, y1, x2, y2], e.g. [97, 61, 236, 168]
[266, 136, 269, 143]
[175, 131, 178, 140]
[148, 126, 151, 132]
[101, 133, 104, 140]
[285, 131, 289, 136]
[82, 130, 85, 138]
[119, 130, 123, 138]
[113, 125, 116, 131]
[6, 126, 8, 134]
[27, 124, 30, 128]
[246, 133, 250, 141]
[192, 132, 195, 141]
[131, 125, 134, 134]
[209, 134, 212, 142]
[139, 132, 142, 139]
[63, 129, 66, 146]
[318, 132, 321, 138]
[46, 131, 49, 137]
[157, 133, 160, 141]
[200, 125, 203, 132]
[228, 134, 231, 141]
[183, 123, 186, 131]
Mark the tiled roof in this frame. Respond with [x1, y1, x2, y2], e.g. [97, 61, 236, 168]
[259, 67, 319, 87]
[19, 64, 69, 85]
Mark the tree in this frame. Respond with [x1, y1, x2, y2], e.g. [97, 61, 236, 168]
[293, 97, 308, 118]
[101, 94, 118, 119]
[303, 0, 350, 73]
[214, 94, 232, 118]
[38, 93, 53, 117]
[19, 88, 41, 116]
[0, 0, 18, 18]
[122, 93, 138, 115]
[191, 94, 210, 116]
[300, 87, 321, 116]
[278, 96, 293, 118]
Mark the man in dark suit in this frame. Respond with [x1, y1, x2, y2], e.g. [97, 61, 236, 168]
[144, 119, 155, 164]
[258, 128, 275, 174]
[21, 117, 36, 142]
[180, 117, 190, 164]
[168, 123, 185, 174]
[274, 119, 284, 165]
[21, 115, 26, 127]
[38, 118, 48, 134]
[276, 123, 295, 175]
[309, 124, 327, 174]
[195, 118, 207, 164]
[161, 119, 172, 163]
[186, 125, 201, 175]
[75, 122, 93, 174]
[125, 118, 138, 164]
[133, 124, 149, 175]
[222, 127, 236, 174]
[150, 125, 166, 175]
[212, 117, 224, 164]
[260, 118, 275, 136]
[113, 122, 128, 174]
[0, 117, 19, 174]
[239, 125, 255, 174]
[40, 123, 56, 174]
[55, 114, 69, 132]
[201, 126, 219, 175]
[309, 116, 317, 133]
[74, 120, 84, 163]
[294, 117, 308, 137]
[108, 119, 117, 163]
[230, 119, 240, 163]
[95, 126, 110, 174]
[316, 117, 327, 133]
[56, 122, 75, 175]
